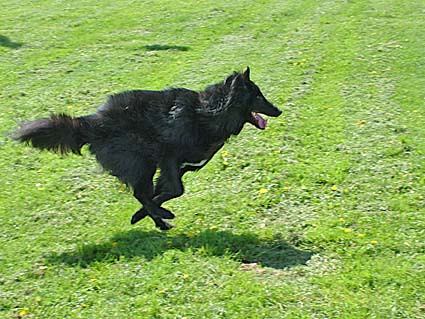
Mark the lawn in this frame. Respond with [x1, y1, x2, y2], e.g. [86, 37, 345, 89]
[1, 0, 424, 318]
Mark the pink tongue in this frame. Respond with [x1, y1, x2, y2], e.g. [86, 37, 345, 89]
[256, 113, 267, 129]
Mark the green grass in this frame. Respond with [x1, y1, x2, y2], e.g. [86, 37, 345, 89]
[1, 0, 424, 318]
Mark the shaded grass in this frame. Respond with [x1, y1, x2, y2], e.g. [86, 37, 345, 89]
[47, 229, 314, 269]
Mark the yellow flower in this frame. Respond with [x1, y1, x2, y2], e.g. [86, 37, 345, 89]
[209, 225, 218, 231]
[182, 273, 190, 280]
[343, 228, 352, 233]
[259, 188, 268, 194]
[111, 242, 119, 247]
[356, 119, 366, 127]
[339, 217, 345, 222]
[221, 150, 228, 157]
[357, 233, 365, 238]
[282, 186, 291, 191]
[370, 240, 378, 245]
[222, 161, 229, 166]
[19, 308, 28, 316]
[35, 297, 42, 303]
[331, 185, 338, 191]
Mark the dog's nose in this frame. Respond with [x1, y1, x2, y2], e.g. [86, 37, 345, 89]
[271, 107, 282, 117]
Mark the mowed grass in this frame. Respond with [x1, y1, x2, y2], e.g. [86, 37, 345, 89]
[1, 0, 424, 318]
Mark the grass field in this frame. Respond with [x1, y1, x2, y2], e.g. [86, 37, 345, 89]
[1, 0, 424, 318]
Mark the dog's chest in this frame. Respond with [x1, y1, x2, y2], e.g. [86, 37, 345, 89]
[179, 142, 224, 169]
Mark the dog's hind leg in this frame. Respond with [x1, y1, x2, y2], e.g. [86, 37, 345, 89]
[131, 158, 184, 227]
[153, 165, 184, 205]
[131, 163, 174, 230]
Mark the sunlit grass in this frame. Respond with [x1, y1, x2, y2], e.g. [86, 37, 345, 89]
[1, 0, 424, 318]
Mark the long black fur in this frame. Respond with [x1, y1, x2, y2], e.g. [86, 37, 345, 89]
[13, 68, 282, 230]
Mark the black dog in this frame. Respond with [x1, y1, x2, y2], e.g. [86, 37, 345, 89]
[13, 67, 282, 230]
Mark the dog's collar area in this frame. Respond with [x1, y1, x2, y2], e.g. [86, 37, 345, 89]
[251, 112, 267, 129]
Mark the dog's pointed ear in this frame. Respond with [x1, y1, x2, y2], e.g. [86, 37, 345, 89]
[231, 73, 244, 89]
[231, 67, 250, 88]
[242, 66, 250, 81]
[224, 73, 235, 86]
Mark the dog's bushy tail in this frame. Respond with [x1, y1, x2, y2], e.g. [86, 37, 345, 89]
[13, 113, 91, 155]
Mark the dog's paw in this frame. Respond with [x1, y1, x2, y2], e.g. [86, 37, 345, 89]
[154, 218, 175, 231]
[156, 207, 175, 219]
[130, 209, 148, 224]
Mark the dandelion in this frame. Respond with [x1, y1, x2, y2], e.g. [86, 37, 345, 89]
[19, 308, 28, 317]
[259, 188, 268, 194]
[343, 228, 352, 233]
[356, 119, 366, 127]
[282, 186, 291, 191]
[35, 297, 42, 303]
[357, 233, 365, 238]
[331, 185, 338, 191]
[221, 151, 229, 167]
[338, 217, 345, 222]
[370, 240, 378, 245]
[182, 273, 190, 280]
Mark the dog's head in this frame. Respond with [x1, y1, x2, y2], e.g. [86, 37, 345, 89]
[226, 67, 282, 130]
